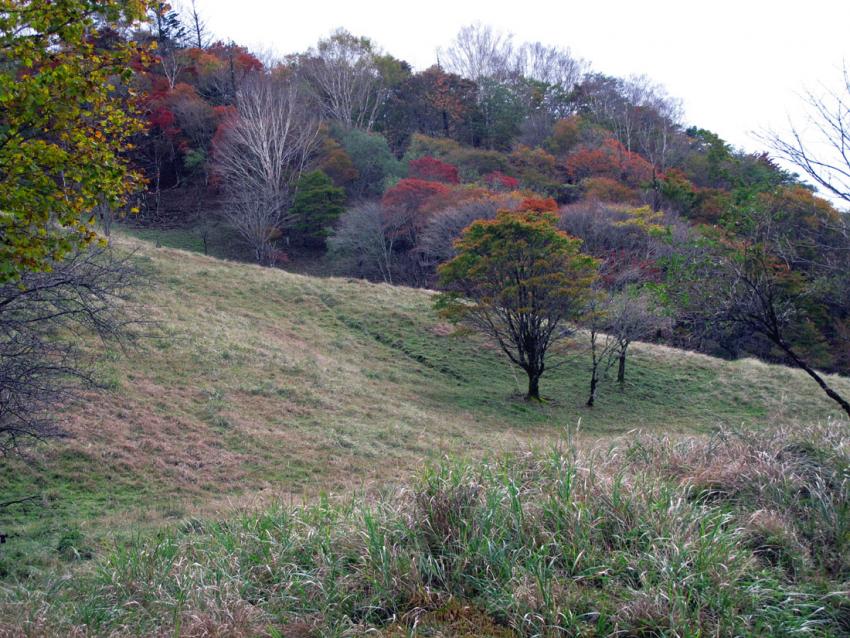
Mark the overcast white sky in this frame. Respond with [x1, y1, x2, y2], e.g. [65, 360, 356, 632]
[193, 0, 849, 188]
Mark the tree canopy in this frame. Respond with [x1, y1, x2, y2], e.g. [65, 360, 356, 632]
[0, 0, 150, 282]
[437, 209, 598, 399]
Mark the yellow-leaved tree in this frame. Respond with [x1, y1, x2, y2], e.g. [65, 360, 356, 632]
[0, 0, 151, 282]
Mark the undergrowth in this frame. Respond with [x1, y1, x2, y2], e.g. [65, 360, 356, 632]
[2, 421, 849, 636]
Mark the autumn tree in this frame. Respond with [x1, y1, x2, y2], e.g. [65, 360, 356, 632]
[683, 199, 850, 418]
[0, 0, 150, 283]
[437, 210, 598, 400]
[377, 66, 480, 152]
[407, 156, 460, 184]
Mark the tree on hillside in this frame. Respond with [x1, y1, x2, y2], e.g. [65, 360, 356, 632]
[291, 170, 346, 246]
[606, 289, 671, 384]
[214, 74, 321, 263]
[436, 210, 598, 400]
[377, 66, 480, 152]
[0, 248, 140, 455]
[296, 29, 399, 131]
[685, 201, 850, 418]
[184, 0, 210, 49]
[583, 288, 618, 407]
[328, 202, 399, 283]
[0, 0, 149, 283]
[339, 127, 403, 198]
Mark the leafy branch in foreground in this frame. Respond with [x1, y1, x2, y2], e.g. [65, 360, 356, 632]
[0, 0, 151, 283]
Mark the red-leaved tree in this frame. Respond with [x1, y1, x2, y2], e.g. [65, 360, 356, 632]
[408, 156, 460, 184]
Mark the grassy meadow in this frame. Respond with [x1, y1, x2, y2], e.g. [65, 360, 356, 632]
[1, 235, 849, 636]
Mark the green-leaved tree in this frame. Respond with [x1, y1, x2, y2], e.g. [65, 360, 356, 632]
[291, 170, 346, 247]
[436, 209, 598, 400]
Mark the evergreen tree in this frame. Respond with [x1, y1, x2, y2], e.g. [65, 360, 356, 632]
[291, 170, 346, 246]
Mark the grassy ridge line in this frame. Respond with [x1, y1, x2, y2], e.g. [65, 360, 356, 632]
[1, 235, 848, 582]
[2, 423, 848, 636]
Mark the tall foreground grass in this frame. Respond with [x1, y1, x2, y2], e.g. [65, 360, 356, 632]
[2, 422, 849, 637]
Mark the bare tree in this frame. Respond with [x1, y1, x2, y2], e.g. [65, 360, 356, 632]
[766, 68, 850, 206]
[297, 29, 389, 130]
[514, 41, 586, 92]
[418, 195, 522, 269]
[159, 47, 188, 89]
[440, 23, 515, 82]
[0, 248, 140, 456]
[328, 202, 397, 283]
[605, 289, 671, 384]
[584, 290, 618, 407]
[215, 73, 320, 263]
[184, 0, 210, 49]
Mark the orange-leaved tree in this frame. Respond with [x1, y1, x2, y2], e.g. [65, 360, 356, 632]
[436, 209, 598, 400]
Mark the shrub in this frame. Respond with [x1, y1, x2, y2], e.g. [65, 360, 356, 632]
[482, 171, 519, 191]
[582, 176, 641, 204]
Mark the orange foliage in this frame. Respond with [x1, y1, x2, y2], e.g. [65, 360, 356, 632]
[422, 185, 490, 215]
[581, 177, 640, 204]
[519, 197, 558, 213]
[563, 138, 653, 187]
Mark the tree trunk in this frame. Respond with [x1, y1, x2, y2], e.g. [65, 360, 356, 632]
[587, 367, 598, 407]
[617, 349, 627, 384]
[651, 166, 661, 212]
[527, 372, 540, 401]
[779, 340, 850, 419]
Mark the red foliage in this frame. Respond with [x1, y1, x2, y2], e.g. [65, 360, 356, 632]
[563, 138, 653, 187]
[519, 197, 559, 213]
[236, 51, 264, 73]
[148, 106, 175, 130]
[207, 42, 264, 74]
[210, 106, 238, 155]
[483, 171, 519, 191]
[408, 156, 460, 184]
[270, 250, 290, 266]
[148, 75, 172, 100]
[382, 179, 451, 214]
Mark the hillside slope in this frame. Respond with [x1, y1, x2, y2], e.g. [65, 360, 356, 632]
[2, 236, 848, 579]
